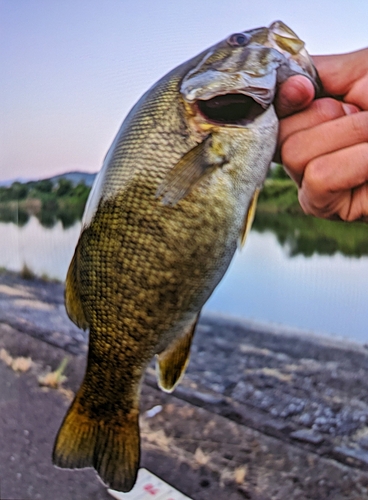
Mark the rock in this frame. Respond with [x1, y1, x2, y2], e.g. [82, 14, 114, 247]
[290, 429, 324, 445]
[334, 446, 368, 467]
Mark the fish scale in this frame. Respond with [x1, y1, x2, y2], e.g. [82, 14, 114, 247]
[53, 20, 320, 492]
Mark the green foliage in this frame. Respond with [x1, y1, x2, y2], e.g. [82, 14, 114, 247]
[11, 182, 29, 199]
[1, 174, 367, 260]
[0, 177, 92, 228]
[35, 179, 53, 193]
[0, 182, 29, 202]
[253, 177, 368, 257]
[56, 178, 73, 197]
[253, 211, 368, 258]
[258, 179, 301, 214]
[73, 181, 90, 199]
[40, 273, 61, 283]
[268, 163, 290, 180]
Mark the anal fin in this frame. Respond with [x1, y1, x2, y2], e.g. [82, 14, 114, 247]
[239, 188, 261, 248]
[156, 314, 199, 393]
[65, 241, 88, 330]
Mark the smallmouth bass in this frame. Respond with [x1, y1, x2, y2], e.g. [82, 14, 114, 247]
[53, 21, 320, 491]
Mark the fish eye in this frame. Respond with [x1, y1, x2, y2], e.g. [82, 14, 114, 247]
[227, 33, 250, 47]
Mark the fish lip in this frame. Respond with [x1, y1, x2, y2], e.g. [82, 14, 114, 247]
[182, 74, 276, 108]
[190, 86, 274, 108]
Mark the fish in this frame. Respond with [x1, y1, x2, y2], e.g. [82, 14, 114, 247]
[53, 21, 320, 492]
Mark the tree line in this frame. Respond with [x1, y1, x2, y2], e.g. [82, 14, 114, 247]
[0, 178, 91, 228]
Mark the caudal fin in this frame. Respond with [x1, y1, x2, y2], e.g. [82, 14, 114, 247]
[53, 394, 140, 492]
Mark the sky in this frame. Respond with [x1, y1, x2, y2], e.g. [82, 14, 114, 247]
[1, 0, 368, 182]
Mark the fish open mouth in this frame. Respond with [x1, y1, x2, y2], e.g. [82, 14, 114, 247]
[196, 93, 266, 126]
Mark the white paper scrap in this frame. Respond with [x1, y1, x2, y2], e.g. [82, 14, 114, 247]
[108, 468, 192, 500]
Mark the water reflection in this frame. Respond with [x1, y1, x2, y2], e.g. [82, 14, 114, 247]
[0, 216, 367, 344]
[0, 217, 81, 280]
[0, 205, 30, 226]
[0, 203, 85, 230]
[37, 201, 85, 229]
[2, 205, 367, 258]
[253, 212, 368, 258]
[205, 231, 368, 344]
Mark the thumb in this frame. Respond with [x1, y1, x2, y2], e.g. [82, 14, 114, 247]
[314, 50, 368, 109]
[275, 75, 315, 118]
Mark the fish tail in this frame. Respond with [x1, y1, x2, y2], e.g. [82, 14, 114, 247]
[53, 391, 140, 492]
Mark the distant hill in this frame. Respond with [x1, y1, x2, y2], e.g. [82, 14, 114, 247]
[0, 171, 97, 188]
[48, 171, 97, 187]
[0, 177, 30, 187]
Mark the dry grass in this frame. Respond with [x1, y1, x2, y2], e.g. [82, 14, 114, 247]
[20, 263, 36, 280]
[0, 348, 32, 372]
[38, 357, 68, 389]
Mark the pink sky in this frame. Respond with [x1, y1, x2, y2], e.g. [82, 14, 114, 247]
[1, 0, 367, 181]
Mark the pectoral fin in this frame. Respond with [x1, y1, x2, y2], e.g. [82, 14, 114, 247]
[65, 241, 89, 330]
[239, 188, 260, 248]
[156, 136, 227, 206]
[156, 314, 199, 392]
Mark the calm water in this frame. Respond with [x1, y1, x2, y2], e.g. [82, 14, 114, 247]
[0, 216, 367, 344]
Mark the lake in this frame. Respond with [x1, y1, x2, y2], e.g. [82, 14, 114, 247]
[0, 216, 367, 344]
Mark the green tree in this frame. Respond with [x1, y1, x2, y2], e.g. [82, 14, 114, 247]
[73, 181, 90, 200]
[56, 178, 73, 197]
[35, 179, 53, 193]
[10, 182, 29, 200]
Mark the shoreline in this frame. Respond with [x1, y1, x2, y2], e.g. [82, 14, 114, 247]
[202, 309, 368, 349]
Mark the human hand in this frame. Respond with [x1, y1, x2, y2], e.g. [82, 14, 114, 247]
[275, 49, 368, 222]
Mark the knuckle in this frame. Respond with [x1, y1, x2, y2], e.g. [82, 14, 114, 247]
[299, 158, 334, 217]
[303, 157, 328, 192]
[297, 190, 313, 215]
[298, 189, 321, 217]
[281, 133, 305, 171]
[345, 184, 368, 221]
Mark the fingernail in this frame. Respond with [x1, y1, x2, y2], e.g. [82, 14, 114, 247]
[342, 103, 360, 115]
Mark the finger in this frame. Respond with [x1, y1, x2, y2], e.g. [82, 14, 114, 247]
[275, 75, 314, 118]
[282, 110, 368, 184]
[313, 49, 368, 105]
[350, 184, 368, 222]
[275, 98, 346, 165]
[279, 99, 359, 184]
[299, 142, 368, 220]
[279, 97, 358, 145]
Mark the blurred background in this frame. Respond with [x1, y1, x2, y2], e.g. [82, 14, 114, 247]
[1, 0, 368, 343]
